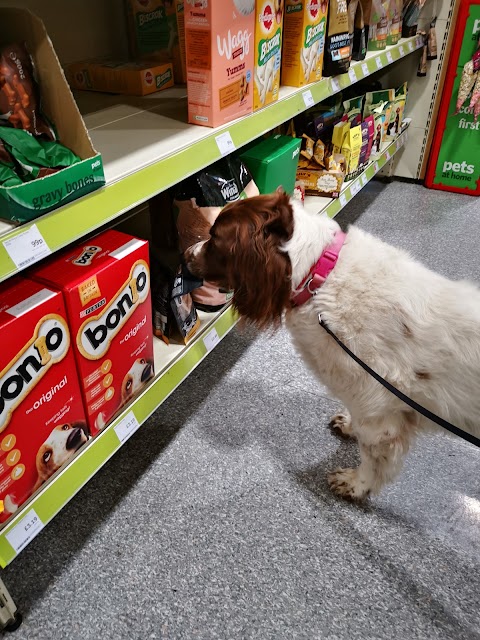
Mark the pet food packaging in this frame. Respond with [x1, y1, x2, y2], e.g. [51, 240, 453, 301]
[32, 230, 154, 434]
[240, 134, 301, 194]
[364, 88, 394, 153]
[323, 0, 351, 76]
[386, 82, 407, 137]
[0, 43, 55, 139]
[427, 16, 437, 60]
[151, 256, 201, 345]
[386, 0, 402, 45]
[343, 95, 363, 125]
[341, 123, 362, 175]
[351, 0, 367, 60]
[0, 8, 105, 224]
[67, 59, 174, 96]
[401, 0, 425, 37]
[281, 0, 328, 87]
[296, 152, 346, 196]
[173, 156, 259, 310]
[125, 0, 186, 83]
[332, 120, 351, 154]
[185, 0, 254, 128]
[175, 1, 187, 83]
[358, 114, 375, 164]
[417, 31, 428, 77]
[0, 276, 87, 525]
[366, 0, 389, 51]
[254, 0, 284, 110]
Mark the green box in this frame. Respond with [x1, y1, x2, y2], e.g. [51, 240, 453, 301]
[240, 135, 301, 195]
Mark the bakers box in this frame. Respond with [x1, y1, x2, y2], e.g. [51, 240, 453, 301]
[0, 8, 105, 224]
[0, 277, 88, 524]
[31, 230, 154, 433]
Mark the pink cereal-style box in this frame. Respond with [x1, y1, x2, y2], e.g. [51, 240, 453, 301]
[185, 0, 255, 128]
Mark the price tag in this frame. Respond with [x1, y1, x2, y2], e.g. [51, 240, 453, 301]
[203, 328, 220, 352]
[215, 131, 236, 157]
[408, 41, 414, 52]
[339, 194, 347, 207]
[114, 410, 140, 444]
[396, 139, 403, 151]
[385, 149, 391, 160]
[416, 35, 423, 48]
[330, 77, 341, 92]
[348, 68, 357, 83]
[375, 56, 383, 70]
[386, 51, 393, 63]
[361, 173, 368, 186]
[6, 509, 44, 554]
[399, 45, 405, 56]
[351, 181, 361, 195]
[302, 89, 315, 108]
[3, 224, 51, 271]
[374, 161, 380, 172]
[361, 62, 369, 76]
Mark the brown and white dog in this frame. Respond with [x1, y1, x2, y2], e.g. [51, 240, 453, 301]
[120, 358, 154, 406]
[186, 191, 480, 499]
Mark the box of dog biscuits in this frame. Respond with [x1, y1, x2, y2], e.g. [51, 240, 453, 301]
[32, 230, 154, 434]
[0, 277, 88, 524]
[253, 0, 284, 111]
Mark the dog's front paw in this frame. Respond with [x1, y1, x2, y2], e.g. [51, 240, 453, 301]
[329, 413, 355, 439]
[327, 468, 370, 501]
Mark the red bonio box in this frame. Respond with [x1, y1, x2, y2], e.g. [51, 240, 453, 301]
[32, 230, 154, 434]
[0, 276, 88, 523]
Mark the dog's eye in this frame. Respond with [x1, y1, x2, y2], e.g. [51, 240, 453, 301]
[62, 424, 69, 430]
[43, 451, 51, 463]
[140, 358, 145, 364]
[126, 380, 132, 390]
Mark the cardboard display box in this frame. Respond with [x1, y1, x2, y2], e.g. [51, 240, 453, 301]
[67, 59, 174, 97]
[0, 276, 88, 525]
[0, 8, 105, 224]
[32, 230, 154, 434]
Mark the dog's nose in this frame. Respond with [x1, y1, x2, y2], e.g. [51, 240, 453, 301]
[141, 363, 153, 383]
[66, 428, 84, 450]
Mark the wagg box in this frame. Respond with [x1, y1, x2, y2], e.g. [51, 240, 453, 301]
[32, 230, 154, 433]
[0, 277, 87, 524]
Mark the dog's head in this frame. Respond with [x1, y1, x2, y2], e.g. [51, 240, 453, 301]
[35, 422, 89, 486]
[121, 358, 154, 403]
[186, 191, 294, 328]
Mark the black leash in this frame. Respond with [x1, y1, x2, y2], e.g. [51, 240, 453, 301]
[318, 315, 480, 449]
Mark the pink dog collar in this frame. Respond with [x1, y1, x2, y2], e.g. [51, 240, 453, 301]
[291, 231, 347, 307]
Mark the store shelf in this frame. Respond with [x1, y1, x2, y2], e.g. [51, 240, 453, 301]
[0, 36, 423, 284]
[304, 121, 411, 218]
[0, 305, 238, 568]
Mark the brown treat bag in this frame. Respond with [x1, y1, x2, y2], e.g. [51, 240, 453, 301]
[0, 43, 55, 139]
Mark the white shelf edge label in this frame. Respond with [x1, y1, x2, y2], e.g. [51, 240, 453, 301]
[302, 89, 315, 108]
[114, 410, 140, 445]
[6, 509, 44, 554]
[386, 51, 393, 63]
[351, 181, 361, 195]
[339, 194, 347, 207]
[375, 56, 383, 69]
[399, 45, 405, 56]
[361, 174, 368, 186]
[348, 68, 357, 83]
[374, 161, 380, 172]
[385, 150, 391, 160]
[215, 131, 236, 157]
[361, 62, 369, 76]
[408, 41, 414, 51]
[204, 328, 220, 352]
[330, 77, 341, 92]
[3, 224, 51, 271]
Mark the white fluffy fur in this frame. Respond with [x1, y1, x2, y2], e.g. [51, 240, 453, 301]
[284, 201, 480, 499]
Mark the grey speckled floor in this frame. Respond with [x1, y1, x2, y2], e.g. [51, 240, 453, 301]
[4, 181, 480, 640]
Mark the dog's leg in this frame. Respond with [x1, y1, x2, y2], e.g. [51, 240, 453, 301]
[329, 411, 356, 439]
[328, 413, 414, 500]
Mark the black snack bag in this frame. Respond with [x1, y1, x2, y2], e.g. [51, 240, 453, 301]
[323, 0, 351, 76]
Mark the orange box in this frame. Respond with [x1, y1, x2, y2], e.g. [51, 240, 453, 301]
[185, 0, 255, 127]
[32, 230, 154, 434]
[0, 277, 87, 524]
[67, 59, 174, 96]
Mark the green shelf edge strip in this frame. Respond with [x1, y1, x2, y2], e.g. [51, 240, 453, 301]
[0, 306, 238, 568]
[0, 36, 422, 283]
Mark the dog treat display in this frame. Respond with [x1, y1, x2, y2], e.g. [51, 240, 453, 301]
[323, 0, 351, 76]
[365, 0, 389, 51]
[281, 0, 328, 86]
[32, 230, 154, 434]
[401, 0, 425, 37]
[0, 43, 55, 139]
[350, 0, 367, 60]
[254, 0, 284, 111]
[185, 0, 254, 127]
[0, 276, 87, 525]
[363, 87, 395, 153]
[173, 156, 259, 310]
[387, 0, 403, 45]
[0, 127, 81, 182]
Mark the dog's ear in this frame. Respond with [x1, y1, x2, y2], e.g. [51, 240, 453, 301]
[264, 190, 293, 241]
